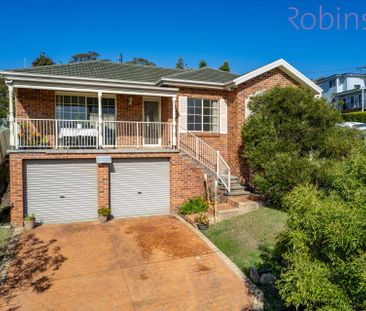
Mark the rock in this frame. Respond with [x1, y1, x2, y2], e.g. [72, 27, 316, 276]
[249, 266, 260, 284]
[260, 273, 276, 285]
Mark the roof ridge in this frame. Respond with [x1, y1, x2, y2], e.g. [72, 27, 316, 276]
[7, 60, 186, 73]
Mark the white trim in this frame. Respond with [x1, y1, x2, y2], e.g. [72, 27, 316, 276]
[186, 98, 220, 133]
[157, 78, 227, 89]
[233, 59, 323, 95]
[12, 81, 177, 97]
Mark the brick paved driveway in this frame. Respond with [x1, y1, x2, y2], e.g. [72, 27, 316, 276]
[0, 216, 251, 311]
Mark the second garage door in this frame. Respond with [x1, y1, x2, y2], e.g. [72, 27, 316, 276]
[110, 158, 170, 218]
[25, 160, 98, 224]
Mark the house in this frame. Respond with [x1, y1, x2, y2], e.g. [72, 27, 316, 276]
[315, 73, 366, 111]
[0, 59, 321, 226]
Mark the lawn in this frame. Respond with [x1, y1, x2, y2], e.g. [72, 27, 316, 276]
[0, 226, 13, 262]
[205, 207, 287, 272]
[205, 207, 288, 311]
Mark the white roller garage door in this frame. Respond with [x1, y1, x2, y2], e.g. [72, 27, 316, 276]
[25, 160, 98, 224]
[110, 158, 170, 218]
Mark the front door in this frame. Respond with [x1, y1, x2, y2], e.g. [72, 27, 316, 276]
[143, 100, 160, 145]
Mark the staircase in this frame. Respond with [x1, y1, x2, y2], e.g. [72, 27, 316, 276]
[179, 126, 231, 192]
[224, 175, 250, 196]
[178, 128, 263, 222]
[213, 194, 262, 222]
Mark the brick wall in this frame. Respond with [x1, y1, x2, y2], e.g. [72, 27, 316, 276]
[116, 94, 143, 121]
[16, 89, 55, 119]
[227, 68, 299, 179]
[9, 151, 206, 226]
[97, 164, 110, 209]
[177, 88, 229, 160]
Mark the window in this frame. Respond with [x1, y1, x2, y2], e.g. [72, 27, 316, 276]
[56, 95, 115, 120]
[187, 98, 218, 132]
[329, 79, 336, 88]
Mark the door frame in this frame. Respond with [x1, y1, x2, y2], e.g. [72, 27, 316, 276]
[142, 96, 162, 146]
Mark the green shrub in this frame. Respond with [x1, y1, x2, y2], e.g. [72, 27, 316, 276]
[241, 86, 363, 207]
[179, 197, 208, 215]
[98, 208, 111, 216]
[24, 213, 35, 221]
[276, 183, 366, 310]
[343, 111, 366, 123]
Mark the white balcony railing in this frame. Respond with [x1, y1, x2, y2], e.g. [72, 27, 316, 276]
[102, 121, 173, 148]
[14, 118, 173, 149]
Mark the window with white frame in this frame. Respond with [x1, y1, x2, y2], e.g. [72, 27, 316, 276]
[55, 95, 115, 120]
[187, 98, 218, 132]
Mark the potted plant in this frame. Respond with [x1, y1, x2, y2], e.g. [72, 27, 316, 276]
[98, 208, 110, 224]
[24, 214, 36, 230]
[195, 212, 209, 231]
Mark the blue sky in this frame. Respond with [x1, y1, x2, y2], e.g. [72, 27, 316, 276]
[1, 0, 366, 78]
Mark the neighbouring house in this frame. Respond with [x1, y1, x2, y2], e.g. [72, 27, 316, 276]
[0, 59, 321, 226]
[315, 73, 366, 111]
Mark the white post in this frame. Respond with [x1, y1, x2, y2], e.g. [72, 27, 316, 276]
[7, 85, 15, 148]
[216, 150, 220, 178]
[362, 88, 365, 112]
[172, 96, 177, 148]
[97, 91, 103, 148]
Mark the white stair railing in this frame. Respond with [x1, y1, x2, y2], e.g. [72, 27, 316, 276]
[179, 126, 231, 193]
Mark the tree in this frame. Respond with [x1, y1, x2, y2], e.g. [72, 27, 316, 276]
[0, 79, 8, 118]
[219, 61, 230, 72]
[69, 51, 100, 63]
[32, 52, 55, 67]
[176, 57, 184, 69]
[241, 86, 351, 206]
[117, 53, 123, 63]
[199, 60, 207, 68]
[126, 57, 156, 66]
[276, 151, 366, 310]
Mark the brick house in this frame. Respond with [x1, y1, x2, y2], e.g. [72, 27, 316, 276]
[0, 59, 322, 226]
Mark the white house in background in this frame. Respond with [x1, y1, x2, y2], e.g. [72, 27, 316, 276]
[315, 74, 366, 111]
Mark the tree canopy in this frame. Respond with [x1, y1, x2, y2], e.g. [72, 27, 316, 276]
[199, 60, 207, 68]
[69, 51, 100, 63]
[219, 61, 230, 72]
[241, 86, 350, 206]
[32, 52, 55, 67]
[176, 57, 184, 69]
[0, 79, 8, 118]
[126, 57, 156, 66]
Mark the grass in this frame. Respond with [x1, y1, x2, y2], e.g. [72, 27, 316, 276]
[205, 207, 288, 311]
[205, 207, 287, 272]
[0, 226, 13, 262]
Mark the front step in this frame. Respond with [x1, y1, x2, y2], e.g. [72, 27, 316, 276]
[212, 194, 263, 222]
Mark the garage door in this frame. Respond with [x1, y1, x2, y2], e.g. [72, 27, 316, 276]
[110, 158, 170, 218]
[25, 160, 98, 224]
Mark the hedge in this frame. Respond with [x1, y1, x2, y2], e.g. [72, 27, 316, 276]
[343, 111, 366, 123]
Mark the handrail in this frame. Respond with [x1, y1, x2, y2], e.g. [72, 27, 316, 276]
[179, 125, 231, 193]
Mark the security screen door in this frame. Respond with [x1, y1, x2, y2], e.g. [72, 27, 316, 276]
[143, 100, 160, 145]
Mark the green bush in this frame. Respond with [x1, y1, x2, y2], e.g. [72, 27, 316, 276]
[276, 183, 366, 310]
[179, 197, 208, 215]
[343, 111, 366, 123]
[241, 86, 362, 207]
[98, 208, 111, 216]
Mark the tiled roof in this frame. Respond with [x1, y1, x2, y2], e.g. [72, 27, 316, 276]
[163, 67, 239, 84]
[6, 61, 239, 85]
[9, 61, 183, 83]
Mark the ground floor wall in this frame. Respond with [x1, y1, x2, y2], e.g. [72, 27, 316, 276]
[9, 151, 206, 226]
